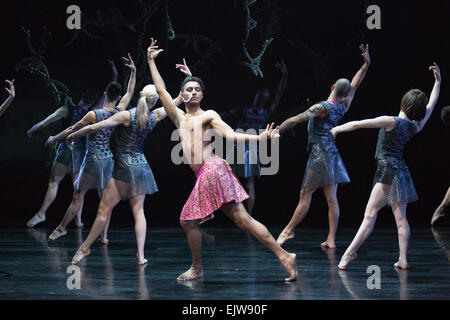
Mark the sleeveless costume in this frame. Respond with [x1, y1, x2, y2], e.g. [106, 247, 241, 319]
[302, 101, 350, 189]
[112, 108, 158, 199]
[51, 105, 88, 176]
[75, 108, 119, 190]
[373, 117, 419, 206]
[231, 107, 269, 178]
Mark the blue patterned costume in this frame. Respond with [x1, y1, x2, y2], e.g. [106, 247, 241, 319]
[231, 107, 269, 178]
[112, 108, 158, 199]
[51, 105, 88, 176]
[75, 108, 119, 190]
[302, 101, 350, 189]
[373, 117, 419, 205]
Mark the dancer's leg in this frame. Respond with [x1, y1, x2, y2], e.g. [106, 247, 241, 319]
[129, 195, 147, 265]
[277, 187, 316, 245]
[71, 173, 84, 228]
[322, 184, 340, 248]
[178, 219, 203, 281]
[431, 186, 450, 225]
[26, 167, 67, 227]
[392, 202, 409, 269]
[71, 179, 121, 264]
[243, 177, 256, 216]
[96, 189, 111, 244]
[48, 186, 89, 241]
[338, 183, 389, 269]
[222, 202, 297, 281]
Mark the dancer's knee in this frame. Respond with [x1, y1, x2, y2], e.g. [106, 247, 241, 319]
[364, 208, 378, 220]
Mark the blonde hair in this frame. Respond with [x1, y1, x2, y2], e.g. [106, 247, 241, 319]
[136, 85, 159, 130]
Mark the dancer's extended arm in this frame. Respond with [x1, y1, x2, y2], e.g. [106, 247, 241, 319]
[331, 116, 396, 138]
[343, 44, 371, 111]
[67, 111, 131, 141]
[116, 53, 137, 111]
[0, 79, 15, 119]
[27, 105, 69, 137]
[46, 111, 97, 146]
[278, 103, 327, 135]
[417, 63, 441, 132]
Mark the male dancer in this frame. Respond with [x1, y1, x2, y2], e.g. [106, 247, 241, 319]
[0, 79, 15, 118]
[147, 38, 297, 282]
[276, 44, 371, 248]
[45, 54, 136, 242]
[26, 61, 117, 228]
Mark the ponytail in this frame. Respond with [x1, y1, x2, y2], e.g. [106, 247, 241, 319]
[136, 85, 159, 130]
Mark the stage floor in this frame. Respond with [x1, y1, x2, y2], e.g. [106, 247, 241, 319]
[0, 226, 449, 300]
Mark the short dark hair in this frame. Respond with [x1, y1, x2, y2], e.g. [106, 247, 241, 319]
[334, 78, 351, 98]
[106, 82, 122, 101]
[81, 89, 99, 106]
[180, 76, 205, 92]
[441, 106, 450, 126]
[400, 89, 428, 121]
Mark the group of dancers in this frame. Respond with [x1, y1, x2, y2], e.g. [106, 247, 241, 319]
[1, 38, 448, 282]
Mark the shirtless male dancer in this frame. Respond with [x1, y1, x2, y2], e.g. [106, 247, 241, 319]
[147, 38, 297, 282]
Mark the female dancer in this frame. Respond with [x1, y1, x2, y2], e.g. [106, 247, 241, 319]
[46, 54, 136, 242]
[334, 63, 441, 269]
[0, 79, 15, 118]
[69, 60, 191, 265]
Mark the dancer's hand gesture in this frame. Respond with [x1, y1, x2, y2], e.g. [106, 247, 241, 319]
[275, 59, 288, 75]
[5, 79, 15, 98]
[147, 38, 164, 61]
[359, 44, 370, 65]
[176, 58, 192, 77]
[429, 62, 441, 82]
[122, 53, 136, 71]
[331, 126, 340, 139]
[259, 123, 280, 140]
[46, 136, 57, 147]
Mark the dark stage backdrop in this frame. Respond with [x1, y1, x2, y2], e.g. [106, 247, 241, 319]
[0, 0, 448, 228]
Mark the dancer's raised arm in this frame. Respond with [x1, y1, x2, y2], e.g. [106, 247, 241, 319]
[343, 44, 371, 111]
[147, 38, 184, 128]
[267, 60, 288, 116]
[0, 79, 15, 119]
[416, 63, 441, 132]
[116, 53, 137, 111]
[278, 103, 326, 135]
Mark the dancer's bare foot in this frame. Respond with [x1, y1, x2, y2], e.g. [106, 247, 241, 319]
[48, 226, 67, 242]
[321, 240, 336, 249]
[177, 266, 203, 281]
[338, 252, 357, 270]
[281, 253, 298, 282]
[277, 231, 295, 246]
[394, 261, 409, 269]
[137, 253, 148, 265]
[71, 247, 91, 265]
[26, 213, 46, 228]
[74, 219, 84, 228]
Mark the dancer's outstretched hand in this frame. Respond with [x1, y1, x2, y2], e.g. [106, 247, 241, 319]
[259, 123, 280, 140]
[176, 58, 192, 77]
[46, 136, 57, 147]
[147, 38, 164, 61]
[359, 44, 370, 65]
[275, 59, 288, 75]
[5, 79, 15, 98]
[429, 62, 441, 82]
[122, 53, 136, 71]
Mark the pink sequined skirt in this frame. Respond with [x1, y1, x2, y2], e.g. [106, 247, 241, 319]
[180, 155, 249, 221]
